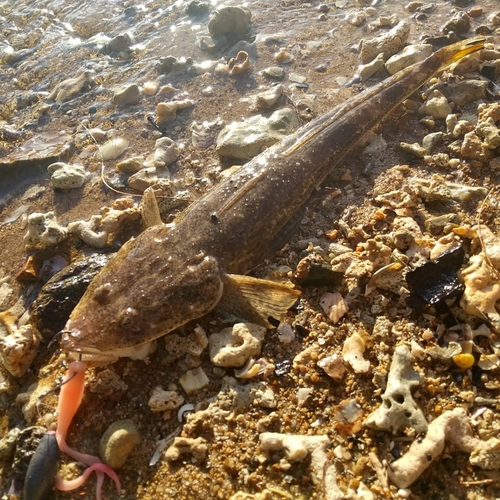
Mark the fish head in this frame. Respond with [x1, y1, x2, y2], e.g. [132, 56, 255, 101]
[61, 228, 224, 359]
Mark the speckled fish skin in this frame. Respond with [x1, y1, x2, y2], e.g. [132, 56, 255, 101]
[63, 37, 485, 355]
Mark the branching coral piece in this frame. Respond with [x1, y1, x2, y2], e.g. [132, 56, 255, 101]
[388, 408, 500, 488]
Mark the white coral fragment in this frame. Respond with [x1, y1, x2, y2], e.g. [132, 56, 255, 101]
[0, 322, 39, 378]
[342, 332, 370, 373]
[164, 437, 208, 462]
[388, 408, 500, 488]
[68, 197, 140, 248]
[209, 323, 266, 368]
[458, 225, 500, 332]
[148, 386, 184, 412]
[363, 345, 427, 434]
[23, 211, 68, 248]
[259, 432, 343, 500]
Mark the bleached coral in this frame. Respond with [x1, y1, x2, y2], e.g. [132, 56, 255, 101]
[363, 345, 427, 434]
[209, 323, 266, 368]
[388, 408, 500, 488]
[259, 432, 343, 500]
[68, 197, 140, 248]
[458, 225, 500, 332]
[164, 437, 208, 462]
[23, 211, 68, 248]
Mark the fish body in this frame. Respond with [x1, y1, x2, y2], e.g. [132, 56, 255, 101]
[62, 38, 485, 357]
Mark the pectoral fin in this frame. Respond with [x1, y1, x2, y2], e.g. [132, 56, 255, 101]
[219, 274, 301, 327]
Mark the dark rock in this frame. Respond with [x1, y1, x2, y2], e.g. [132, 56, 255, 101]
[441, 11, 471, 35]
[406, 246, 465, 310]
[186, 0, 210, 16]
[30, 253, 113, 340]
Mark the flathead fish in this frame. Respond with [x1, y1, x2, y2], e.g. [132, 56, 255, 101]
[62, 37, 485, 359]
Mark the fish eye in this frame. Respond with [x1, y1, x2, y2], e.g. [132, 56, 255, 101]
[118, 307, 138, 329]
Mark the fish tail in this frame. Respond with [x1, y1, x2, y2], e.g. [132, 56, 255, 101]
[435, 36, 485, 71]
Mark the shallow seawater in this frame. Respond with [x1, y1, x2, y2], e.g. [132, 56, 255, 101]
[1, 1, 500, 499]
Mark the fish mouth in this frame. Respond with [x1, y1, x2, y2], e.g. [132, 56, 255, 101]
[60, 329, 156, 364]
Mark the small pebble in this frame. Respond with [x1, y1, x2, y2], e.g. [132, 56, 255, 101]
[263, 66, 285, 81]
[112, 84, 141, 106]
[100, 419, 140, 469]
[47, 163, 86, 189]
[274, 49, 294, 64]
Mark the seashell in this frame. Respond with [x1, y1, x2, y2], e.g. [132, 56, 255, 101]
[274, 49, 294, 64]
[158, 84, 179, 96]
[178, 367, 209, 395]
[177, 403, 195, 422]
[320, 291, 349, 324]
[95, 137, 129, 161]
[143, 81, 159, 95]
[228, 51, 250, 76]
[234, 358, 261, 379]
[156, 99, 194, 127]
[452, 353, 475, 369]
[297, 387, 313, 406]
[478, 354, 500, 371]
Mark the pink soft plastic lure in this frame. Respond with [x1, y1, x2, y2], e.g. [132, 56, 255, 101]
[55, 361, 121, 499]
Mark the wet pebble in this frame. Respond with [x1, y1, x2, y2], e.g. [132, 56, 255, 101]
[115, 156, 144, 173]
[347, 10, 366, 27]
[112, 83, 141, 106]
[47, 162, 86, 189]
[143, 81, 159, 96]
[14, 91, 39, 111]
[385, 44, 432, 75]
[156, 99, 195, 127]
[186, 0, 210, 16]
[128, 167, 170, 192]
[191, 118, 222, 148]
[148, 386, 184, 412]
[209, 323, 266, 368]
[274, 49, 294, 64]
[197, 35, 227, 53]
[431, 80, 488, 107]
[360, 20, 410, 63]
[100, 419, 140, 469]
[228, 50, 250, 76]
[477, 118, 500, 150]
[441, 11, 471, 35]
[461, 131, 491, 162]
[253, 84, 283, 111]
[153, 137, 180, 167]
[48, 71, 95, 103]
[418, 90, 451, 119]
[0, 427, 21, 460]
[216, 108, 298, 160]
[358, 53, 384, 81]
[422, 131, 444, 152]
[179, 366, 210, 395]
[262, 66, 285, 81]
[208, 6, 251, 36]
[105, 33, 133, 56]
